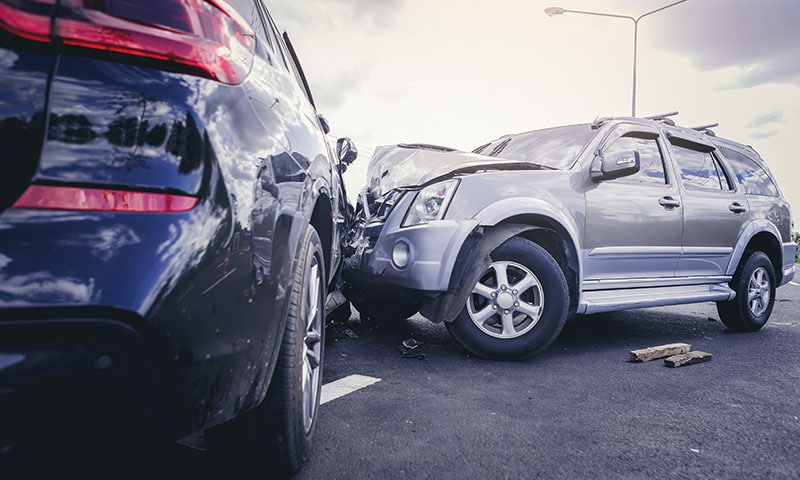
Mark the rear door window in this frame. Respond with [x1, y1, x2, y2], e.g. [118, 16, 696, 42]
[671, 144, 732, 191]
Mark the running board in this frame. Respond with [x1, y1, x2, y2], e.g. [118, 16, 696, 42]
[578, 283, 735, 315]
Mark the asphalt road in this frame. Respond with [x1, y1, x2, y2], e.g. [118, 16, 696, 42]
[9, 282, 798, 479]
[298, 281, 800, 480]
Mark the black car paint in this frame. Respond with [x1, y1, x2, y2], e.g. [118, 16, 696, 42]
[0, 6, 346, 448]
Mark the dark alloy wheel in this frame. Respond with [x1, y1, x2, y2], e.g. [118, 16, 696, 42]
[445, 236, 568, 360]
[716, 250, 776, 332]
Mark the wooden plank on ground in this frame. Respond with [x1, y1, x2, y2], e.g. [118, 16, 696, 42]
[628, 343, 691, 362]
[664, 351, 712, 368]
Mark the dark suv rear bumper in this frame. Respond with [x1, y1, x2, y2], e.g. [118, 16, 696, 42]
[0, 317, 173, 457]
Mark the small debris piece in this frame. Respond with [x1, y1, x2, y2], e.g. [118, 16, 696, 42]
[343, 328, 359, 339]
[402, 338, 422, 350]
[664, 351, 712, 368]
[629, 343, 691, 362]
[396, 345, 426, 360]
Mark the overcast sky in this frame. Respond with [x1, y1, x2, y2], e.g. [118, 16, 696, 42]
[269, 0, 799, 222]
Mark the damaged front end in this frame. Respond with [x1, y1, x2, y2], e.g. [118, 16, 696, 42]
[342, 143, 531, 322]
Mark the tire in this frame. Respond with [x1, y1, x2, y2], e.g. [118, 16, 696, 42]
[716, 250, 775, 332]
[445, 236, 568, 360]
[207, 225, 325, 477]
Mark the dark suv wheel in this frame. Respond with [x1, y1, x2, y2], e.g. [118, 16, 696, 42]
[207, 225, 325, 476]
[445, 237, 568, 360]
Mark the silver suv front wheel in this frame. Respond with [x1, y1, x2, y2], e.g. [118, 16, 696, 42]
[446, 236, 568, 360]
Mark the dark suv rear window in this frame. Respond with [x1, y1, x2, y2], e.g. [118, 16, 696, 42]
[474, 124, 597, 170]
[719, 147, 780, 197]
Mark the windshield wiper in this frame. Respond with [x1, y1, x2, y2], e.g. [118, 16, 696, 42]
[471, 142, 491, 154]
[488, 138, 511, 157]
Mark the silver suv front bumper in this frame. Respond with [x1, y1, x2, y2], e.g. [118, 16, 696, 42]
[350, 192, 479, 292]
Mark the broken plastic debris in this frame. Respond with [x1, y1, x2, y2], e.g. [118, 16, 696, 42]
[343, 328, 359, 339]
[396, 345, 426, 360]
[402, 338, 422, 349]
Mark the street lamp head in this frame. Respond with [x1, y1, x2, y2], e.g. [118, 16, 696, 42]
[544, 6, 566, 17]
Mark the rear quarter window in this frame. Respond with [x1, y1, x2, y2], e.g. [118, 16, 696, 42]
[719, 146, 780, 197]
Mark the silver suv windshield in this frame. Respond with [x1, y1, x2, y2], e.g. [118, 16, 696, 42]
[473, 124, 597, 170]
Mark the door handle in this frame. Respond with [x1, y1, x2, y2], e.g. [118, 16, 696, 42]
[658, 196, 681, 210]
[729, 202, 747, 214]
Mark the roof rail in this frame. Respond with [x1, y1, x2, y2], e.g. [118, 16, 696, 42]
[642, 111, 679, 120]
[689, 123, 719, 136]
[592, 111, 682, 129]
[642, 111, 679, 126]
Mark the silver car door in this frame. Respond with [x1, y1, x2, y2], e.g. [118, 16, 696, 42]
[584, 126, 683, 282]
[667, 136, 750, 277]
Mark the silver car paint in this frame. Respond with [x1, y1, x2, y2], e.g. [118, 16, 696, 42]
[349, 118, 795, 321]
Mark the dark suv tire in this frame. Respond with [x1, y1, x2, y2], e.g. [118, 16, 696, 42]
[207, 225, 325, 476]
[445, 237, 568, 360]
[716, 250, 776, 332]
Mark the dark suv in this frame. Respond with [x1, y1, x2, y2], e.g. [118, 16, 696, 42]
[346, 113, 794, 360]
[0, 0, 355, 473]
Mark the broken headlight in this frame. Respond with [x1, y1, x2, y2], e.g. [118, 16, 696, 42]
[402, 179, 459, 227]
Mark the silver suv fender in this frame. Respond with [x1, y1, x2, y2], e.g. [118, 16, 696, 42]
[729, 218, 791, 285]
[420, 223, 546, 323]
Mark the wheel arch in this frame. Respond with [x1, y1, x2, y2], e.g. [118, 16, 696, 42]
[498, 215, 580, 313]
[728, 219, 784, 282]
[309, 190, 334, 282]
[420, 215, 580, 323]
[744, 231, 782, 281]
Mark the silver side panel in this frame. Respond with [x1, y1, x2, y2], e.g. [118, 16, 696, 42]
[780, 242, 796, 286]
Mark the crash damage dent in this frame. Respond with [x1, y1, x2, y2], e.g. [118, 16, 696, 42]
[346, 190, 481, 292]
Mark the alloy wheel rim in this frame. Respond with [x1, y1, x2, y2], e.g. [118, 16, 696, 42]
[466, 260, 544, 339]
[302, 260, 323, 433]
[747, 266, 771, 317]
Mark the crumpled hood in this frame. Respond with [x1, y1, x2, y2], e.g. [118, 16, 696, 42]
[366, 144, 537, 198]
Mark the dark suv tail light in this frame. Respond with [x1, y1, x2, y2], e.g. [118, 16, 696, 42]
[0, 0, 254, 84]
[12, 185, 198, 212]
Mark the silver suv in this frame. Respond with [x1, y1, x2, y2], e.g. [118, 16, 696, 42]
[344, 113, 795, 360]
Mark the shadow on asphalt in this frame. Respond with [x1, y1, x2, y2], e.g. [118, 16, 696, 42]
[3, 299, 788, 478]
[323, 303, 736, 366]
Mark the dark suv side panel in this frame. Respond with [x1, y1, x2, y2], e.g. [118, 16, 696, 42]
[0, 0, 341, 461]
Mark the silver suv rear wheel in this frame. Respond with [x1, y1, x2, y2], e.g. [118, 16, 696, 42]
[716, 250, 775, 332]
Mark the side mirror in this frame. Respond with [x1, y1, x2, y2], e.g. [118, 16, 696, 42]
[591, 149, 640, 182]
[336, 137, 358, 165]
[317, 114, 331, 135]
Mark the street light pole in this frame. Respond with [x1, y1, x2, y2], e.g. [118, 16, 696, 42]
[545, 1, 688, 117]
